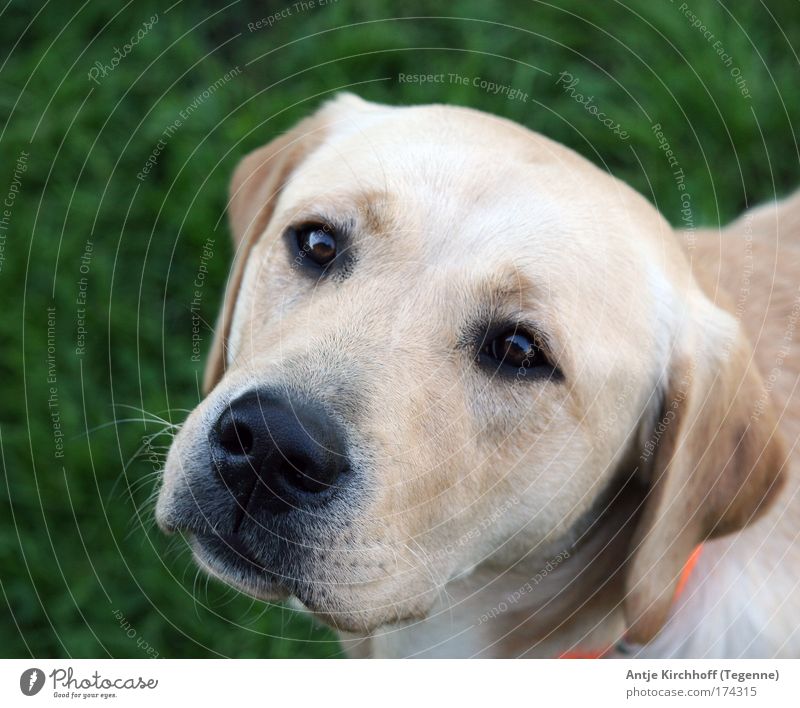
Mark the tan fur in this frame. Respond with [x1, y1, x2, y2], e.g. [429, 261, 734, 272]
[204, 111, 328, 392]
[157, 94, 797, 657]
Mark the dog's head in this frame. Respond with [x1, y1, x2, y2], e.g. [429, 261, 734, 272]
[156, 94, 784, 640]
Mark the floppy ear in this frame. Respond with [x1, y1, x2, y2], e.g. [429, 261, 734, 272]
[624, 294, 786, 643]
[202, 111, 328, 393]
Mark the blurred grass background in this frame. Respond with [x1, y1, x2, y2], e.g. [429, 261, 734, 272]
[0, 0, 798, 658]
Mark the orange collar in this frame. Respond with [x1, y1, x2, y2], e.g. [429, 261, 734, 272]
[559, 545, 703, 659]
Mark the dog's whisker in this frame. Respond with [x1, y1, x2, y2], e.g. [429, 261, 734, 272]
[78, 418, 181, 438]
[403, 539, 454, 615]
[112, 403, 191, 424]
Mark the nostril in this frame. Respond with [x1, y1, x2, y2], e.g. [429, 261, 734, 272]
[280, 454, 332, 494]
[218, 415, 254, 456]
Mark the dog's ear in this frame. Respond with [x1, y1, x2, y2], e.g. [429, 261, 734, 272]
[624, 293, 786, 643]
[202, 111, 328, 393]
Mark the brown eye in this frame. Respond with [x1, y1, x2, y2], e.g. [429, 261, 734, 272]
[483, 329, 547, 370]
[296, 224, 337, 267]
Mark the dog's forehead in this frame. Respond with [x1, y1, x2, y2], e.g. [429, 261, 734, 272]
[280, 100, 668, 262]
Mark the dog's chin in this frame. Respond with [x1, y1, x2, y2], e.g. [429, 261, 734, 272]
[189, 532, 432, 634]
[301, 601, 431, 635]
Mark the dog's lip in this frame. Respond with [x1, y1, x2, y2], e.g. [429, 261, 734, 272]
[190, 531, 293, 603]
[156, 516, 178, 535]
[188, 531, 430, 632]
[192, 533, 313, 608]
[193, 530, 269, 573]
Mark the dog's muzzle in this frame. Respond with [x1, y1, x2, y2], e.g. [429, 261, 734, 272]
[158, 386, 358, 598]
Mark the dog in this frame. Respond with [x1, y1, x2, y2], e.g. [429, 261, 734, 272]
[156, 93, 799, 658]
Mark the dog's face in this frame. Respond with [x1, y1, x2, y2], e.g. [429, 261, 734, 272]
[156, 95, 783, 640]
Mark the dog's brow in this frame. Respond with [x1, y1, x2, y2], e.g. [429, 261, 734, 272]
[476, 269, 561, 355]
[288, 190, 391, 235]
[487, 267, 539, 304]
[353, 191, 391, 234]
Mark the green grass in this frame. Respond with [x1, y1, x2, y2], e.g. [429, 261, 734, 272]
[1, 0, 798, 658]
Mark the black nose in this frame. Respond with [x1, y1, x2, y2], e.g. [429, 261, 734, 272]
[210, 390, 349, 519]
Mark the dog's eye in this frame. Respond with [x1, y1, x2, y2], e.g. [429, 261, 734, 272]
[296, 224, 337, 267]
[482, 329, 549, 370]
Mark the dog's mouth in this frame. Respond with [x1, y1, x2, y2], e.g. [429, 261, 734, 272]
[191, 531, 370, 629]
[189, 531, 348, 621]
[190, 531, 291, 602]
[187, 528, 434, 634]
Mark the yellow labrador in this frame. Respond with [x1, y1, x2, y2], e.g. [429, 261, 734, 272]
[156, 94, 799, 658]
